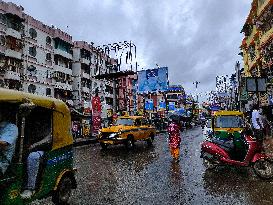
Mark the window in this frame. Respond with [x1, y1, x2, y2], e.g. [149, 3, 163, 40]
[29, 47, 37, 57]
[46, 53, 51, 61]
[28, 84, 36, 93]
[46, 36, 51, 44]
[46, 88, 51, 96]
[29, 28, 37, 39]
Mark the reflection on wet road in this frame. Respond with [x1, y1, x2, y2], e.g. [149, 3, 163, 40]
[33, 127, 273, 205]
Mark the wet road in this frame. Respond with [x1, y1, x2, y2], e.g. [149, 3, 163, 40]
[34, 127, 273, 205]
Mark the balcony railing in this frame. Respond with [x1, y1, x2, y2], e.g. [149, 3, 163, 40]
[4, 71, 20, 81]
[257, 0, 270, 17]
[5, 49, 22, 60]
[82, 72, 90, 79]
[54, 82, 72, 91]
[54, 64, 72, 75]
[6, 27, 22, 39]
[81, 58, 90, 65]
[260, 26, 273, 46]
[54, 49, 73, 60]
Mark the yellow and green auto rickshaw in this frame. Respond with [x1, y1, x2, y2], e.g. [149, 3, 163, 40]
[211, 110, 245, 153]
[0, 88, 77, 205]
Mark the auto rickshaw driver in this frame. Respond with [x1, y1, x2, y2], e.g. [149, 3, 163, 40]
[0, 105, 19, 177]
[21, 110, 52, 199]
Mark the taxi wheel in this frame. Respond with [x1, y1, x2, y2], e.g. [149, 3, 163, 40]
[126, 136, 135, 149]
[146, 134, 154, 147]
[52, 176, 72, 205]
[100, 142, 108, 150]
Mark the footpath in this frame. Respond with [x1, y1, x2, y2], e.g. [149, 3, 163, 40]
[73, 129, 168, 147]
[73, 136, 97, 147]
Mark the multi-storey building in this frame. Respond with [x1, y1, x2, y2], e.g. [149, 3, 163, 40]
[0, 2, 24, 90]
[22, 15, 54, 97]
[117, 74, 137, 113]
[0, 1, 119, 121]
[72, 41, 92, 113]
[166, 85, 185, 109]
[241, 0, 273, 106]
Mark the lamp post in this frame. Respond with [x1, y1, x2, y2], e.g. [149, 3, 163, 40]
[193, 81, 200, 103]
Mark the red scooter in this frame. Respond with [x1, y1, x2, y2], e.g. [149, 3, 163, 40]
[201, 134, 273, 179]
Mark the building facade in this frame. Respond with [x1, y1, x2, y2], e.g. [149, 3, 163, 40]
[0, 1, 117, 120]
[241, 0, 273, 107]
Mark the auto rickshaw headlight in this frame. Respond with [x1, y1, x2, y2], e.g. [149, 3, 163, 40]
[118, 131, 122, 135]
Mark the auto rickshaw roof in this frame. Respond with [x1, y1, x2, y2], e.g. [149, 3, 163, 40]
[119, 116, 143, 120]
[0, 88, 69, 114]
[214, 110, 243, 116]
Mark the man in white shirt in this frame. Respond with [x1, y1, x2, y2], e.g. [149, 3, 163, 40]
[251, 104, 264, 144]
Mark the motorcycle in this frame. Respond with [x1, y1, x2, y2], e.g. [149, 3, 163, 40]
[201, 133, 273, 179]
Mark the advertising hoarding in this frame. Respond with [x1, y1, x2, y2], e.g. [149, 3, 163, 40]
[138, 67, 168, 93]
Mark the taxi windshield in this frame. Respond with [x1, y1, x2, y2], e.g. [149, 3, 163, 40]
[215, 115, 243, 128]
[115, 118, 134, 126]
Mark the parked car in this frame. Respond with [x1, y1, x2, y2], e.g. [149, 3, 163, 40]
[97, 116, 156, 149]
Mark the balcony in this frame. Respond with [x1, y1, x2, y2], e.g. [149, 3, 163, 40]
[54, 49, 73, 60]
[260, 27, 273, 46]
[246, 27, 258, 46]
[54, 82, 72, 91]
[0, 45, 5, 54]
[6, 28, 22, 39]
[5, 49, 22, 60]
[82, 86, 90, 93]
[81, 58, 90, 65]
[4, 71, 20, 81]
[257, 0, 271, 17]
[82, 72, 90, 79]
[54, 64, 72, 75]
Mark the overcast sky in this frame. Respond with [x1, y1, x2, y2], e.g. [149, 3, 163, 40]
[10, 0, 252, 101]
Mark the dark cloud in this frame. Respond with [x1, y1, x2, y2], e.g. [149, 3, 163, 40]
[10, 0, 251, 100]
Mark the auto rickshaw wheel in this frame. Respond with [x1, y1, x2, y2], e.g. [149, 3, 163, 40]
[100, 142, 108, 150]
[52, 176, 73, 205]
[253, 160, 273, 179]
[126, 135, 134, 150]
[146, 134, 154, 147]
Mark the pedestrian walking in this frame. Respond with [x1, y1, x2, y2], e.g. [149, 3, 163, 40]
[251, 104, 264, 146]
[260, 108, 270, 139]
[167, 116, 181, 162]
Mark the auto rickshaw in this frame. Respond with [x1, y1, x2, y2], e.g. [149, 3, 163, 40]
[0, 88, 77, 205]
[211, 110, 245, 154]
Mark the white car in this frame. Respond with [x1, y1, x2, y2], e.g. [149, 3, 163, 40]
[202, 119, 213, 140]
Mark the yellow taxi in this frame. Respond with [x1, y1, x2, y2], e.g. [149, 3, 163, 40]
[97, 116, 156, 149]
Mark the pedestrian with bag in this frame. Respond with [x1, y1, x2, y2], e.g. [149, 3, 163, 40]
[167, 116, 181, 163]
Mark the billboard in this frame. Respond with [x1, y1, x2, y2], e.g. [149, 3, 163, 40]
[168, 102, 175, 111]
[145, 99, 154, 111]
[158, 100, 166, 110]
[138, 67, 168, 93]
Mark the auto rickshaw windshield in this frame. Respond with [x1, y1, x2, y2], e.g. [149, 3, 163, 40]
[215, 115, 243, 128]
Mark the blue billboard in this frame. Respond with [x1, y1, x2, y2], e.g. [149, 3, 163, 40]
[145, 100, 154, 111]
[168, 102, 175, 111]
[158, 100, 166, 110]
[138, 67, 168, 93]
